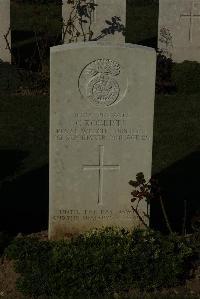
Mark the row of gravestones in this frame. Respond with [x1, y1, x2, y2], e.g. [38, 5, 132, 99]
[0, 0, 126, 63]
[1, 0, 200, 63]
[0, 0, 199, 239]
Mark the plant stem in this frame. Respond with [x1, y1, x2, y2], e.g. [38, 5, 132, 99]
[131, 206, 149, 229]
[159, 196, 173, 234]
[182, 200, 187, 236]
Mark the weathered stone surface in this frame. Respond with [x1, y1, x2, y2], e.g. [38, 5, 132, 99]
[49, 42, 156, 239]
[158, 0, 200, 62]
[62, 0, 126, 43]
[0, 0, 11, 62]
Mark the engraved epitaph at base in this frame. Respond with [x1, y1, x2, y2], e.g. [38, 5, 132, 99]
[49, 42, 156, 239]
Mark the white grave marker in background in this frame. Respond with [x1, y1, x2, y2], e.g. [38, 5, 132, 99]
[0, 0, 11, 63]
[158, 0, 200, 62]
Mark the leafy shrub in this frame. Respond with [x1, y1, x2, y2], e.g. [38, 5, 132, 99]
[5, 228, 194, 298]
[172, 61, 200, 94]
[188, 232, 200, 276]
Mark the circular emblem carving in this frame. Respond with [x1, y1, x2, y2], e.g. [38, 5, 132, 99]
[79, 59, 122, 107]
[87, 74, 120, 106]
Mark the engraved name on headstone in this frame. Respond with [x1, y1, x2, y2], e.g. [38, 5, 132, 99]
[49, 42, 156, 239]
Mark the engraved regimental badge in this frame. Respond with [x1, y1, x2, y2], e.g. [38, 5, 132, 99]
[79, 59, 127, 107]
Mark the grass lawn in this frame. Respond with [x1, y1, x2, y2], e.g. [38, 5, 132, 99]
[153, 93, 200, 174]
[0, 91, 200, 179]
[0, 95, 49, 180]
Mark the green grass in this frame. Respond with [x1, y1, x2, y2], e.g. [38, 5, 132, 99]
[1, 91, 200, 181]
[0, 95, 49, 178]
[152, 93, 200, 174]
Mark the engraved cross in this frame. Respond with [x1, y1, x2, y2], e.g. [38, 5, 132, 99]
[83, 145, 120, 206]
[180, 1, 200, 42]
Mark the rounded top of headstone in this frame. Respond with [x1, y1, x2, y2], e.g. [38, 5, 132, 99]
[50, 42, 156, 54]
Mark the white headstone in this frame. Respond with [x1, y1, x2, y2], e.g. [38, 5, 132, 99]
[62, 0, 126, 43]
[0, 0, 11, 63]
[158, 0, 200, 62]
[49, 42, 156, 239]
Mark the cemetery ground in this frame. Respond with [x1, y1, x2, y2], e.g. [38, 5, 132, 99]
[0, 0, 200, 298]
[1, 61, 200, 298]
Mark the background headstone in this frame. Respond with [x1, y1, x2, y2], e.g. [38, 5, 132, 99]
[0, 0, 11, 63]
[62, 0, 126, 43]
[49, 42, 156, 239]
[158, 0, 200, 62]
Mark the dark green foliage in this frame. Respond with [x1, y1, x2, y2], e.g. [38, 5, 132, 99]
[5, 237, 55, 297]
[172, 61, 200, 94]
[188, 232, 200, 273]
[5, 229, 194, 298]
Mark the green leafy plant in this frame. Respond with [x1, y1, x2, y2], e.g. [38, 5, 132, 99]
[129, 173, 173, 234]
[62, 0, 125, 43]
[62, 0, 98, 42]
[5, 228, 194, 298]
[159, 26, 173, 58]
[129, 173, 200, 237]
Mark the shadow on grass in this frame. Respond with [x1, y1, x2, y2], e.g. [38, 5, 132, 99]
[12, 30, 61, 71]
[12, 30, 42, 71]
[151, 151, 200, 234]
[1, 151, 200, 236]
[0, 150, 29, 181]
[0, 159, 48, 234]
